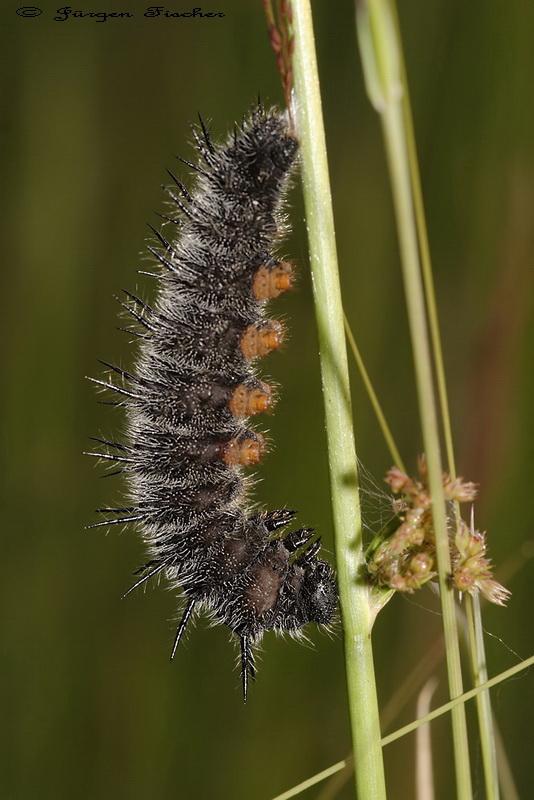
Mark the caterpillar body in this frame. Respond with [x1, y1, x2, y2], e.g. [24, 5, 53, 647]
[89, 106, 337, 699]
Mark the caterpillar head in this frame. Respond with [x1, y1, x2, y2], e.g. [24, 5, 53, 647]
[295, 558, 338, 627]
[274, 538, 337, 631]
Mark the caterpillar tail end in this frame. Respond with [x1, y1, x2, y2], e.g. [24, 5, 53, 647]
[170, 598, 196, 661]
[240, 635, 256, 704]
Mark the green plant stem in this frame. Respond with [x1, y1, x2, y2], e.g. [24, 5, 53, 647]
[290, 2, 387, 798]
[390, 2, 501, 793]
[494, 723, 520, 800]
[270, 654, 534, 800]
[270, 761, 353, 800]
[382, 654, 534, 745]
[355, 1, 472, 797]
[465, 594, 500, 799]
[391, 6, 456, 482]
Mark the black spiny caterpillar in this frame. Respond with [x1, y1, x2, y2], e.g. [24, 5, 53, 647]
[88, 106, 337, 700]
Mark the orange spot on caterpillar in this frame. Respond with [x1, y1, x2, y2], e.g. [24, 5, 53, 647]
[240, 321, 284, 358]
[229, 382, 274, 416]
[222, 434, 265, 466]
[252, 261, 294, 300]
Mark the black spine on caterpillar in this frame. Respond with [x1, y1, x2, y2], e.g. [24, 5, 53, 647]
[88, 105, 337, 700]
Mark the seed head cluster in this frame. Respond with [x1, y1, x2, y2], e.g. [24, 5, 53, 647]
[367, 457, 510, 606]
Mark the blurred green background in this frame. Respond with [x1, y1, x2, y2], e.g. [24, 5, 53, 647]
[2, 1, 533, 798]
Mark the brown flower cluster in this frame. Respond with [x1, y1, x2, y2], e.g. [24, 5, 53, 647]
[367, 457, 510, 606]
